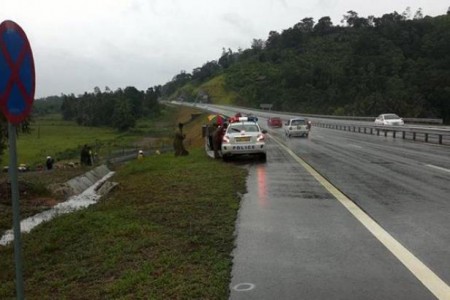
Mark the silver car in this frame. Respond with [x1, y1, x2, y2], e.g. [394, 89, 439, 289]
[285, 117, 310, 137]
[221, 118, 267, 161]
[374, 114, 404, 126]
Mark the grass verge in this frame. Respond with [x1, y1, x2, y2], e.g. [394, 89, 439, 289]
[0, 110, 248, 299]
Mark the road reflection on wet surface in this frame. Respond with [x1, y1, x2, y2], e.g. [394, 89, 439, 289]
[229, 138, 438, 300]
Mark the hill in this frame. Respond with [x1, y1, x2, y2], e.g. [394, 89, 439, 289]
[161, 11, 450, 124]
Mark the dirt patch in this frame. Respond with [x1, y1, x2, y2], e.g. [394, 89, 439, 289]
[0, 169, 86, 233]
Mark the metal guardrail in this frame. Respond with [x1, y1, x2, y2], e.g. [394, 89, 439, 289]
[168, 101, 450, 144]
[211, 103, 444, 125]
[313, 121, 450, 145]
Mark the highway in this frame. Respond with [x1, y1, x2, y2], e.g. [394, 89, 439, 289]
[178, 102, 450, 299]
[231, 119, 450, 299]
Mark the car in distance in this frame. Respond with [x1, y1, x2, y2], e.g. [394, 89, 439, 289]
[267, 117, 282, 128]
[221, 117, 267, 161]
[374, 114, 404, 126]
[284, 117, 310, 137]
[246, 113, 259, 122]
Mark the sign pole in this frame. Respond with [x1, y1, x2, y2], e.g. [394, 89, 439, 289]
[1, 19, 34, 300]
[8, 122, 25, 300]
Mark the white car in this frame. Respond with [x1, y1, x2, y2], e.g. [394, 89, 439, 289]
[221, 118, 267, 161]
[374, 114, 404, 126]
[284, 117, 310, 137]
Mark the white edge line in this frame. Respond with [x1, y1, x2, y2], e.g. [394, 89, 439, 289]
[272, 135, 450, 300]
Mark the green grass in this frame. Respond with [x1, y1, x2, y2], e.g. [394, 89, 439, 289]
[1, 108, 181, 168]
[0, 148, 247, 299]
[2, 115, 118, 167]
[195, 75, 239, 105]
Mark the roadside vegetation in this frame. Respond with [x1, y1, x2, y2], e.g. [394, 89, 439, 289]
[0, 105, 248, 299]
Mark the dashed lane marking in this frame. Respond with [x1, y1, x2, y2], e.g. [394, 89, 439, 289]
[271, 135, 450, 300]
[347, 144, 363, 149]
[426, 164, 450, 174]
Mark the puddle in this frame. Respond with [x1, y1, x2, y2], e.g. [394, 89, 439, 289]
[0, 171, 115, 246]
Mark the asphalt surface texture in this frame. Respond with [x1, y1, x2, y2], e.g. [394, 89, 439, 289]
[227, 115, 450, 300]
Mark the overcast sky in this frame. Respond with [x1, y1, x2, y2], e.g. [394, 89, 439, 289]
[1, 0, 449, 98]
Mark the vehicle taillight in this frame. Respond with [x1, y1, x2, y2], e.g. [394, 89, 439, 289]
[257, 134, 265, 142]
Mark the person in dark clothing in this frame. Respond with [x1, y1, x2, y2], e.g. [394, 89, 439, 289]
[46, 156, 54, 170]
[212, 122, 228, 158]
[212, 124, 222, 158]
[173, 123, 189, 156]
[80, 144, 90, 166]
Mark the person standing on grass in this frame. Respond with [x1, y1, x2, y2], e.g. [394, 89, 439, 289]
[212, 123, 222, 158]
[80, 144, 90, 166]
[46, 156, 54, 170]
[173, 123, 189, 156]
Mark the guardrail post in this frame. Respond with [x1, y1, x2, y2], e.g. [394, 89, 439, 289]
[393, 131, 396, 138]
[384, 130, 388, 137]
[413, 132, 416, 140]
[377, 129, 380, 136]
[370, 128, 373, 134]
[402, 131, 406, 139]
[439, 135, 443, 144]
[425, 133, 428, 142]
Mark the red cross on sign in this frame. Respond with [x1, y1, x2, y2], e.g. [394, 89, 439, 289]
[0, 20, 35, 124]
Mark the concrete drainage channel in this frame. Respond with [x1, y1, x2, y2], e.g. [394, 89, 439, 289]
[0, 165, 117, 246]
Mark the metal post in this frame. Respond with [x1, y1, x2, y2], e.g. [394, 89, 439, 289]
[8, 123, 25, 300]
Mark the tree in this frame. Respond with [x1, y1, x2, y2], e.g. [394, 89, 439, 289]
[123, 86, 144, 119]
[314, 16, 333, 34]
[414, 8, 423, 20]
[218, 48, 234, 69]
[111, 96, 135, 131]
[251, 39, 265, 51]
[192, 61, 221, 82]
[294, 18, 314, 32]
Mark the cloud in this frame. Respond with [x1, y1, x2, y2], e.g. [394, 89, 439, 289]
[1, 0, 449, 98]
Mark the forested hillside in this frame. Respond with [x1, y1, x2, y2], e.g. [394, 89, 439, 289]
[162, 10, 450, 123]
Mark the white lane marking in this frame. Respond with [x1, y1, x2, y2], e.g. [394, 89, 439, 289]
[271, 136, 450, 300]
[347, 144, 363, 149]
[426, 164, 450, 174]
[233, 283, 255, 292]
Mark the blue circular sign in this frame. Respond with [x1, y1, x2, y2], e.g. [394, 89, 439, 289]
[0, 20, 35, 124]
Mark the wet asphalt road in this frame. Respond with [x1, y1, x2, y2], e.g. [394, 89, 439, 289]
[229, 122, 450, 299]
